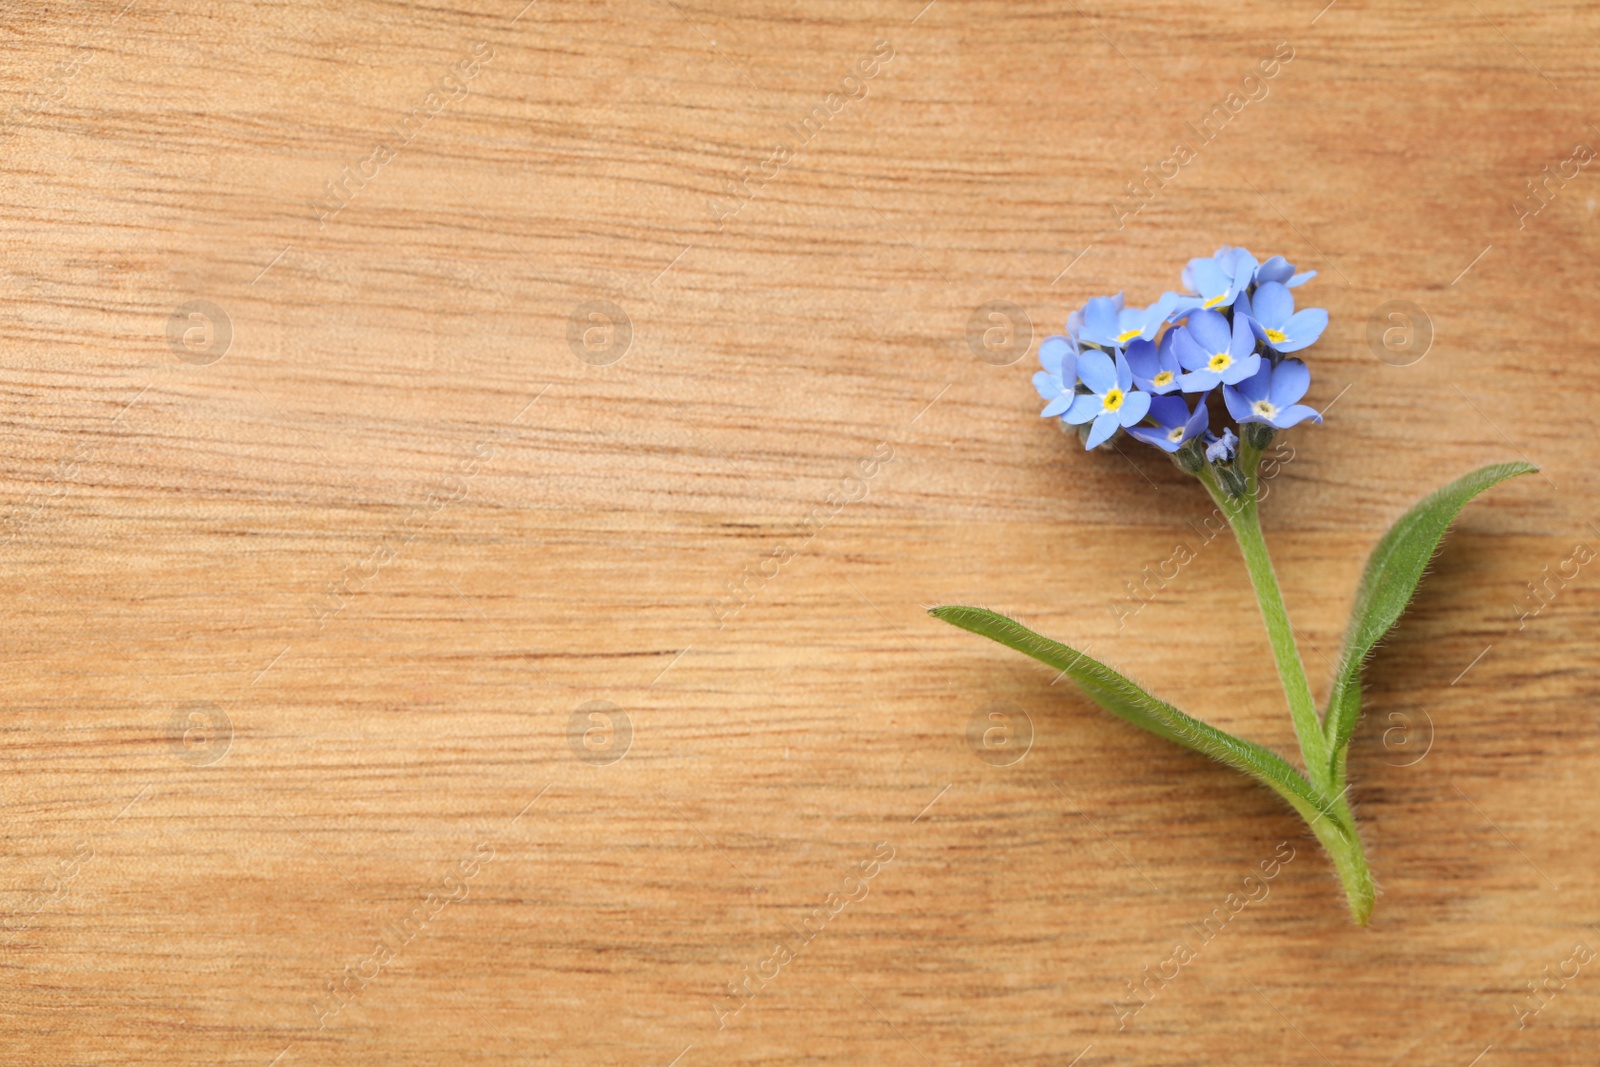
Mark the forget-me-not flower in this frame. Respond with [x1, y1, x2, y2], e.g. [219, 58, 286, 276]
[1034, 334, 1079, 417]
[1128, 392, 1211, 452]
[1077, 294, 1126, 348]
[1034, 248, 1326, 467]
[1254, 255, 1317, 289]
[1224, 359, 1322, 429]
[1174, 309, 1261, 391]
[1183, 247, 1258, 310]
[1125, 331, 1184, 394]
[1241, 281, 1327, 354]
[1204, 428, 1238, 462]
[1064, 350, 1151, 449]
[1080, 293, 1183, 348]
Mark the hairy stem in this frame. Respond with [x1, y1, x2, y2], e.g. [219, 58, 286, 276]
[1308, 806, 1376, 926]
[1198, 444, 1373, 922]
[1200, 456, 1329, 787]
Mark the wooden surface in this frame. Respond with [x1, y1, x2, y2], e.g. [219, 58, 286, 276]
[3, 1, 1598, 1063]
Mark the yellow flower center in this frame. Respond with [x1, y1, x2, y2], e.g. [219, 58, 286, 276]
[1102, 387, 1124, 412]
[1207, 352, 1232, 372]
[1203, 294, 1229, 309]
[1251, 399, 1278, 419]
[1166, 426, 1185, 443]
[1152, 370, 1174, 387]
[1264, 328, 1288, 344]
[1116, 328, 1143, 343]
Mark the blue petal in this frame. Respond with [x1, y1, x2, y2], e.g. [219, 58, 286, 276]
[1117, 306, 1147, 337]
[1113, 350, 1134, 391]
[1223, 384, 1255, 423]
[1274, 404, 1323, 428]
[1180, 369, 1221, 392]
[1117, 389, 1151, 427]
[1232, 360, 1271, 400]
[1156, 329, 1181, 370]
[1221, 352, 1262, 385]
[1145, 393, 1190, 430]
[1277, 307, 1328, 353]
[1140, 292, 1182, 336]
[1081, 296, 1122, 346]
[1251, 282, 1293, 329]
[1033, 370, 1061, 401]
[1041, 391, 1075, 418]
[1228, 312, 1255, 357]
[1127, 424, 1181, 452]
[1268, 359, 1311, 407]
[1085, 411, 1120, 449]
[1225, 247, 1259, 281]
[1063, 392, 1102, 425]
[1163, 293, 1203, 322]
[1191, 258, 1232, 299]
[1183, 392, 1212, 438]
[1039, 335, 1074, 377]
[1077, 350, 1116, 395]
[1287, 270, 1317, 288]
[1255, 255, 1294, 286]
[1184, 309, 1231, 354]
[1171, 326, 1210, 372]
[1124, 339, 1159, 380]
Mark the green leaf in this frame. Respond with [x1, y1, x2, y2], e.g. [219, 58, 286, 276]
[930, 605, 1352, 836]
[1323, 461, 1537, 776]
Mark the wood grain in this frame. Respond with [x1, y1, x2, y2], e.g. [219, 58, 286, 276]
[2, 0, 1597, 1063]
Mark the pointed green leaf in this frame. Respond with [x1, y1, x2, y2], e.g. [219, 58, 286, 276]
[1323, 461, 1536, 774]
[930, 605, 1353, 836]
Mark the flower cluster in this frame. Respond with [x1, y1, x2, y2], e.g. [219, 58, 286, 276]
[1034, 247, 1327, 462]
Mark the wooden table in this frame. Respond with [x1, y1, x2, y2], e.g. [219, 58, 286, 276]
[3, 1, 1596, 1063]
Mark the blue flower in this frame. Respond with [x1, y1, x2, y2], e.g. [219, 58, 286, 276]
[1205, 428, 1238, 462]
[1241, 281, 1327, 354]
[1064, 350, 1151, 449]
[1081, 292, 1185, 348]
[1125, 331, 1183, 394]
[1077, 294, 1127, 348]
[1034, 334, 1078, 417]
[1173, 309, 1261, 391]
[1128, 392, 1211, 452]
[1182, 247, 1258, 310]
[1130, 291, 1194, 340]
[1224, 359, 1322, 429]
[1254, 255, 1317, 289]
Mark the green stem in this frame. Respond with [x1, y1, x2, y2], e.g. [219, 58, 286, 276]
[1196, 444, 1373, 922]
[1308, 804, 1376, 926]
[1200, 458, 1329, 788]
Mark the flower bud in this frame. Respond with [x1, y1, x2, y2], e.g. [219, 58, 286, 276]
[1243, 423, 1275, 451]
[1174, 439, 1206, 475]
[1216, 464, 1249, 499]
